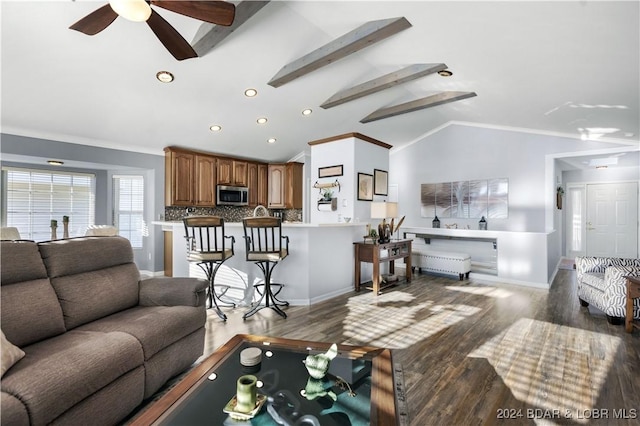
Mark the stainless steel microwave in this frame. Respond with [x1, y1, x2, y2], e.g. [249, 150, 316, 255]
[217, 185, 249, 206]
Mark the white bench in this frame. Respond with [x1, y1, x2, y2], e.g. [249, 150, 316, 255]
[411, 250, 471, 281]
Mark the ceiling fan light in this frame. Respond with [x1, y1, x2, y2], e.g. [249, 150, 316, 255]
[109, 0, 152, 22]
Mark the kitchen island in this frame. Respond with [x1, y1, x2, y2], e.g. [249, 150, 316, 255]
[153, 221, 369, 306]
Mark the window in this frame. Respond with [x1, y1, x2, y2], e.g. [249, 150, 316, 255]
[113, 175, 145, 249]
[2, 167, 95, 241]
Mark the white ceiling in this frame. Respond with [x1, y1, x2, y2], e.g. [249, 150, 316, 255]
[2, 1, 639, 168]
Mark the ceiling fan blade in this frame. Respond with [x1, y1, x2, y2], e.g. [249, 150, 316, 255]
[147, 10, 198, 61]
[69, 4, 118, 35]
[151, 1, 235, 26]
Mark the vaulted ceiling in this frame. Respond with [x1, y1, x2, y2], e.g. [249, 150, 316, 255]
[2, 1, 639, 166]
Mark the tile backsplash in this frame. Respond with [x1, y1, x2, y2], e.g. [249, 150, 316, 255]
[164, 206, 302, 223]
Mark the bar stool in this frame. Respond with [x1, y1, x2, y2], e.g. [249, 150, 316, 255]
[183, 216, 235, 321]
[242, 216, 290, 319]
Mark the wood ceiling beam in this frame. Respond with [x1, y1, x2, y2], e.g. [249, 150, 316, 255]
[268, 17, 412, 88]
[360, 91, 477, 123]
[191, 1, 270, 56]
[321, 63, 448, 109]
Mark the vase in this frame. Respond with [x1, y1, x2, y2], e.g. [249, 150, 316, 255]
[235, 375, 257, 413]
[63, 220, 70, 239]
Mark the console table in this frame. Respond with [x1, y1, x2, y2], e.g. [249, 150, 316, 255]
[354, 239, 412, 294]
[626, 276, 640, 333]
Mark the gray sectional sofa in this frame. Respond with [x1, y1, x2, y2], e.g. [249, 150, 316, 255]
[1, 236, 208, 425]
[575, 256, 640, 324]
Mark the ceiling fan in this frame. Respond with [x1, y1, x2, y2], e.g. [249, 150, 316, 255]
[69, 0, 235, 60]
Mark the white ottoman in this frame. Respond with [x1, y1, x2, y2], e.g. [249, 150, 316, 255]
[412, 250, 471, 281]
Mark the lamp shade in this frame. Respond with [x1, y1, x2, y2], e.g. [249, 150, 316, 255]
[371, 202, 398, 219]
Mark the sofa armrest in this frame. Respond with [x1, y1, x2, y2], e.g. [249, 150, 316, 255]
[576, 257, 612, 282]
[139, 277, 208, 307]
[604, 265, 640, 299]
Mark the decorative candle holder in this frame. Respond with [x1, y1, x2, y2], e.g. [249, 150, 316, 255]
[50, 220, 58, 240]
[235, 375, 257, 413]
[62, 216, 70, 239]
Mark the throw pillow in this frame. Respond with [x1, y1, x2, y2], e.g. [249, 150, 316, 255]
[1, 330, 25, 377]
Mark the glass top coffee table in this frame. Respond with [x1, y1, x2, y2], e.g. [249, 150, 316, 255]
[131, 334, 398, 425]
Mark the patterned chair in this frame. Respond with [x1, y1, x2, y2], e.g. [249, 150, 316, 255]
[575, 256, 640, 324]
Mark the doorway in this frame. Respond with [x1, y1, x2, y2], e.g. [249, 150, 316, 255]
[566, 182, 638, 258]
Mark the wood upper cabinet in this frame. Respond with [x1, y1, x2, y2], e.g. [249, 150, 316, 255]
[257, 163, 268, 207]
[194, 155, 216, 206]
[268, 162, 303, 209]
[217, 158, 248, 186]
[165, 148, 216, 207]
[268, 164, 286, 209]
[165, 150, 194, 206]
[247, 162, 268, 207]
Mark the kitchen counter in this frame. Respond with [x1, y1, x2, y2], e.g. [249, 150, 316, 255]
[153, 220, 370, 306]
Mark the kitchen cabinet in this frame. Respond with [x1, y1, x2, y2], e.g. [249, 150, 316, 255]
[257, 163, 268, 206]
[164, 148, 216, 207]
[217, 158, 248, 187]
[268, 162, 303, 209]
[165, 149, 194, 206]
[194, 155, 216, 206]
[247, 162, 268, 207]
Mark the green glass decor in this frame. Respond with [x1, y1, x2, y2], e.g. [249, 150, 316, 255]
[235, 374, 257, 413]
[304, 343, 338, 379]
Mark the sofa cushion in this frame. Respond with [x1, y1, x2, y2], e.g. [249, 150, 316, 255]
[1, 241, 66, 346]
[581, 272, 606, 291]
[37, 236, 135, 278]
[1, 330, 25, 378]
[38, 236, 141, 329]
[0, 240, 48, 284]
[1, 392, 29, 426]
[0, 330, 143, 426]
[50, 263, 141, 329]
[77, 305, 206, 360]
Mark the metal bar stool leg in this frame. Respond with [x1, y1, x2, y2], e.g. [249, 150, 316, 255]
[243, 261, 287, 319]
[198, 262, 228, 321]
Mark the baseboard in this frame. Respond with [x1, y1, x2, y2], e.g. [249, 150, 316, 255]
[468, 272, 551, 290]
[287, 287, 354, 306]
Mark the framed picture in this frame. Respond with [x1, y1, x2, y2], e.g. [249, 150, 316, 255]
[318, 164, 343, 178]
[374, 169, 388, 196]
[357, 173, 373, 201]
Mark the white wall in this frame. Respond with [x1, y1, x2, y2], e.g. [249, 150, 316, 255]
[389, 124, 621, 233]
[309, 135, 390, 225]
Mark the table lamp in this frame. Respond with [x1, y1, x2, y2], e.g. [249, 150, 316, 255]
[371, 202, 398, 243]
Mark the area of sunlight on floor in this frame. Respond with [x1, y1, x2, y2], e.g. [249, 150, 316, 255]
[341, 291, 481, 349]
[446, 284, 514, 299]
[468, 318, 621, 425]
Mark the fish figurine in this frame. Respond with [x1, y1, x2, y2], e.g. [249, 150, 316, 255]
[304, 343, 338, 379]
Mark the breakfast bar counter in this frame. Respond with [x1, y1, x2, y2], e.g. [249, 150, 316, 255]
[153, 221, 368, 306]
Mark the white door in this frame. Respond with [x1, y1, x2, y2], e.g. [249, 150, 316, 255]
[586, 182, 638, 258]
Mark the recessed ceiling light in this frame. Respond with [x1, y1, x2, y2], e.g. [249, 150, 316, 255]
[267, 138, 276, 144]
[302, 108, 313, 116]
[47, 160, 64, 166]
[210, 125, 222, 132]
[437, 70, 453, 77]
[257, 117, 268, 124]
[244, 88, 257, 97]
[156, 71, 174, 83]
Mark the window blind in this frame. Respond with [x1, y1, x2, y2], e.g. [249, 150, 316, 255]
[113, 175, 145, 249]
[3, 167, 95, 241]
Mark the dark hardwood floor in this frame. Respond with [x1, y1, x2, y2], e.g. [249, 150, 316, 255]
[194, 268, 639, 425]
